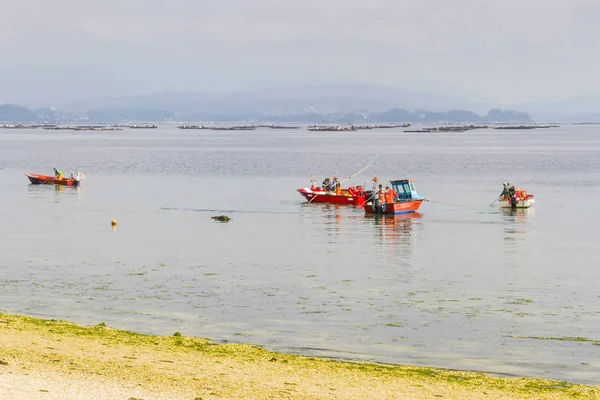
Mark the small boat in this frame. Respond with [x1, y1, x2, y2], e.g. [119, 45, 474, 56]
[499, 197, 534, 208]
[25, 171, 84, 187]
[497, 184, 534, 209]
[364, 179, 424, 215]
[297, 186, 368, 206]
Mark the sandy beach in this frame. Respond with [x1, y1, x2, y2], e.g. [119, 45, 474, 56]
[0, 313, 598, 400]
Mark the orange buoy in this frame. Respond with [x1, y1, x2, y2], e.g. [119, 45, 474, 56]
[111, 220, 117, 227]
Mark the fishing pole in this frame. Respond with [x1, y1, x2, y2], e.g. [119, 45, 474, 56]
[490, 182, 512, 207]
[489, 193, 504, 207]
[489, 189, 506, 207]
[306, 188, 323, 204]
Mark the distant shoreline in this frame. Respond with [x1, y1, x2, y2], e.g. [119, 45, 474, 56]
[0, 313, 597, 399]
[0, 102, 535, 125]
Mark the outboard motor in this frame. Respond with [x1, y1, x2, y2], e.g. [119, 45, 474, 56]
[510, 194, 518, 208]
[374, 198, 384, 214]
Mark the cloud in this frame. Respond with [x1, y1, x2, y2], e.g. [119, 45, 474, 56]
[1, 0, 599, 104]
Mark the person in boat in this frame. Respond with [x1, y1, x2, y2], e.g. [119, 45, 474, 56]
[508, 183, 518, 207]
[373, 184, 386, 214]
[384, 186, 398, 203]
[500, 182, 510, 199]
[377, 184, 385, 202]
[53, 168, 62, 180]
[332, 176, 342, 196]
[321, 177, 331, 191]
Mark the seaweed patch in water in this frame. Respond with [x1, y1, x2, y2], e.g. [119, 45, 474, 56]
[508, 336, 600, 346]
[508, 298, 533, 305]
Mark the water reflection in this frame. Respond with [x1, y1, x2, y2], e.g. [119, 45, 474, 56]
[501, 208, 534, 244]
[304, 203, 355, 240]
[501, 208, 535, 218]
[27, 183, 81, 198]
[322, 204, 343, 234]
[367, 212, 422, 256]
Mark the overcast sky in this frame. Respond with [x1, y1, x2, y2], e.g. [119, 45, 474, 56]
[1, 0, 598, 105]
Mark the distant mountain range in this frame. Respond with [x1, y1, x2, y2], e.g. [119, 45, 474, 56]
[3, 83, 600, 123]
[0, 103, 531, 124]
[54, 84, 490, 115]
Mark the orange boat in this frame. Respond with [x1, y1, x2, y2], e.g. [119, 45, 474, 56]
[364, 179, 424, 215]
[25, 171, 84, 187]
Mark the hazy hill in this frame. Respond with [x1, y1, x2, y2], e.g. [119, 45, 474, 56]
[95, 108, 531, 124]
[0, 102, 531, 124]
[56, 84, 491, 116]
[16, 84, 600, 122]
[0, 104, 75, 123]
[0, 104, 41, 123]
[0, 83, 531, 124]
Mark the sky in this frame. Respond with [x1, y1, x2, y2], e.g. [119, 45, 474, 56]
[1, 0, 599, 105]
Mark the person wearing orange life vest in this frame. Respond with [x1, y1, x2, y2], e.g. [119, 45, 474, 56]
[377, 184, 385, 202]
[384, 186, 397, 203]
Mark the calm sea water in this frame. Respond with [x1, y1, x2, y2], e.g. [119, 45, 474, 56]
[1, 124, 599, 384]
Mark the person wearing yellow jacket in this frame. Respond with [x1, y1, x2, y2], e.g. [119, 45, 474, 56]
[53, 167, 63, 180]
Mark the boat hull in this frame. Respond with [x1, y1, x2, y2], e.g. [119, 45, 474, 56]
[364, 199, 423, 215]
[499, 198, 534, 209]
[297, 188, 366, 206]
[25, 173, 80, 186]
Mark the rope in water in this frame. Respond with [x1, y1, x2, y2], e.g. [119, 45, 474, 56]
[533, 197, 565, 208]
[425, 199, 480, 211]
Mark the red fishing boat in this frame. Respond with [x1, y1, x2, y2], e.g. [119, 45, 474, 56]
[25, 171, 84, 187]
[298, 156, 379, 206]
[297, 185, 369, 206]
[364, 179, 424, 215]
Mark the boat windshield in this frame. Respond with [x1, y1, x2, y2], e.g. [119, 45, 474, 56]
[392, 182, 412, 199]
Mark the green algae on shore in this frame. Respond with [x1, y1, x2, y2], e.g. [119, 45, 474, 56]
[0, 313, 599, 400]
